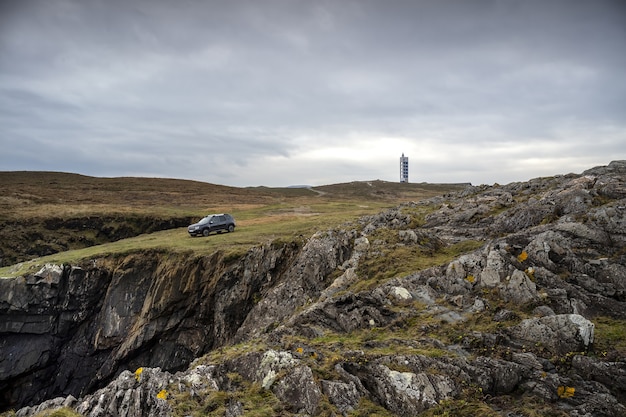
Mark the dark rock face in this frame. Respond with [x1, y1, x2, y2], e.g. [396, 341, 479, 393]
[0, 232, 351, 411]
[2, 161, 626, 416]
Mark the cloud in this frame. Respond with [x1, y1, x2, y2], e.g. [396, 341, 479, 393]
[0, 0, 624, 186]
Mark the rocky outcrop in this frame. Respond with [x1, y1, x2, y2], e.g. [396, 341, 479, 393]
[0, 232, 352, 411]
[2, 161, 626, 416]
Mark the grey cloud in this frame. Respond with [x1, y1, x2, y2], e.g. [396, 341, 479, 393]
[1, 0, 624, 186]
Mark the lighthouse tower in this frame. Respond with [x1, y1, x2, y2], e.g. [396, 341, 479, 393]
[400, 153, 409, 183]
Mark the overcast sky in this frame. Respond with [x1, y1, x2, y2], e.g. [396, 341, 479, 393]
[1, 0, 624, 187]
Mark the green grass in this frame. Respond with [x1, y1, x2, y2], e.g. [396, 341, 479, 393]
[427, 395, 571, 417]
[346, 398, 395, 417]
[169, 380, 287, 417]
[0, 408, 84, 417]
[1, 172, 466, 276]
[348, 203, 484, 292]
[592, 316, 626, 359]
[0, 200, 391, 278]
[353, 239, 484, 293]
[419, 399, 500, 417]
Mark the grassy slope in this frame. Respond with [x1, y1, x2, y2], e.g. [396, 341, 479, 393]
[0, 171, 465, 277]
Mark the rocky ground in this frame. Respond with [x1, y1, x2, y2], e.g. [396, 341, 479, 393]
[1, 161, 625, 416]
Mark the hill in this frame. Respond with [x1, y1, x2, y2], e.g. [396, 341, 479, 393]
[1, 162, 625, 417]
[0, 172, 463, 269]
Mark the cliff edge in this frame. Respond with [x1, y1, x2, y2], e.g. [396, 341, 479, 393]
[2, 161, 625, 416]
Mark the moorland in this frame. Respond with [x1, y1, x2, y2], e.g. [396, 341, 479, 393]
[0, 171, 465, 275]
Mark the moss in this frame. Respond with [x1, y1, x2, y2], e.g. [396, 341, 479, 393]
[32, 408, 82, 417]
[486, 395, 570, 417]
[197, 339, 268, 365]
[592, 316, 626, 359]
[347, 398, 395, 416]
[402, 204, 440, 228]
[420, 399, 500, 417]
[2, 409, 82, 417]
[354, 239, 483, 292]
[169, 379, 286, 417]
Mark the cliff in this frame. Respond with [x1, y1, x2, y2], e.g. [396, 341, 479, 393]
[1, 161, 625, 416]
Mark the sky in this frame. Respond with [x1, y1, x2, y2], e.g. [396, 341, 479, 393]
[1, 0, 625, 187]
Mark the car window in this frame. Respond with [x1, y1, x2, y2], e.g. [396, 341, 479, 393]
[217, 215, 226, 222]
[199, 216, 212, 225]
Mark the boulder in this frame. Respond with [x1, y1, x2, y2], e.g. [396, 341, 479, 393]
[507, 314, 595, 355]
[74, 367, 172, 417]
[499, 269, 538, 304]
[273, 365, 321, 415]
[355, 364, 456, 417]
[321, 380, 361, 414]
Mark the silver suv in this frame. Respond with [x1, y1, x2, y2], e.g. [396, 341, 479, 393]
[188, 213, 236, 237]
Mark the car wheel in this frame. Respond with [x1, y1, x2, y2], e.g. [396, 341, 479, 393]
[202, 229, 210, 237]
[228, 224, 235, 233]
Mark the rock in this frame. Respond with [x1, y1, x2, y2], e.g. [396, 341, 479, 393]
[354, 364, 457, 416]
[233, 230, 352, 341]
[321, 380, 361, 414]
[388, 286, 413, 304]
[74, 367, 172, 417]
[479, 247, 507, 287]
[224, 400, 244, 417]
[273, 365, 321, 415]
[507, 314, 595, 355]
[532, 305, 556, 317]
[257, 350, 298, 389]
[493, 309, 518, 322]
[471, 357, 525, 394]
[571, 354, 626, 397]
[499, 269, 538, 304]
[15, 396, 76, 417]
[399, 229, 418, 244]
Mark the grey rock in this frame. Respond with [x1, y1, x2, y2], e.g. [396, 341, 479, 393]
[507, 314, 595, 355]
[256, 350, 298, 389]
[499, 269, 538, 304]
[388, 286, 413, 304]
[75, 367, 172, 417]
[471, 357, 525, 394]
[273, 365, 321, 415]
[225, 400, 244, 417]
[532, 305, 556, 317]
[321, 380, 360, 414]
[493, 309, 518, 322]
[356, 364, 457, 417]
[479, 247, 508, 287]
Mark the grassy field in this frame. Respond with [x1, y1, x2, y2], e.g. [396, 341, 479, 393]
[0, 172, 466, 277]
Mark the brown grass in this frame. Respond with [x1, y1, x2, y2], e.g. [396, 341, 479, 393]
[0, 171, 465, 274]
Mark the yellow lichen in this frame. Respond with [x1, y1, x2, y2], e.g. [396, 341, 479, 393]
[134, 367, 144, 382]
[557, 386, 575, 398]
[465, 275, 475, 283]
[156, 389, 168, 400]
[517, 250, 528, 262]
